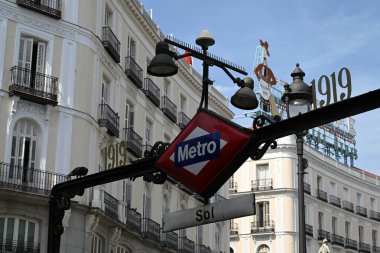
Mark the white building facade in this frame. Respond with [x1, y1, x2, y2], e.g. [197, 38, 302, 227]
[0, 0, 232, 252]
[229, 134, 380, 253]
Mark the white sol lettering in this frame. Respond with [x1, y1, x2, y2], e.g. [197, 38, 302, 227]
[195, 207, 215, 222]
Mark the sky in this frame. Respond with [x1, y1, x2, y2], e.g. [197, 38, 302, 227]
[141, 0, 380, 175]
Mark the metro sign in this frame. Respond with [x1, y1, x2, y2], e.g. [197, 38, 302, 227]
[157, 109, 253, 198]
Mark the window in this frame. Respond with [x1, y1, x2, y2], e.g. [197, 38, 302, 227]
[10, 120, 38, 170]
[373, 230, 378, 247]
[180, 95, 187, 113]
[345, 221, 351, 239]
[357, 193, 363, 206]
[127, 36, 136, 59]
[101, 77, 110, 105]
[105, 6, 112, 27]
[330, 181, 337, 195]
[113, 245, 129, 253]
[317, 176, 322, 190]
[332, 217, 337, 235]
[258, 245, 270, 253]
[122, 180, 132, 207]
[318, 212, 324, 230]
[197, 226, 203, 245]
[256, 202, 270, 227]
[257, 164, 269, 188]
[143, 189, 152, 219]
[91, 234, 103, 253]
[371, 197, 376, 211]
[164, 79, 171, 97]
[343, 187, 349, 201]
[359, 226, 364, 243]
[125, 101, 134, 129]
[17, 36, 46, 87]
[0, 217, 39, 251]
[145, 119, 153, 146]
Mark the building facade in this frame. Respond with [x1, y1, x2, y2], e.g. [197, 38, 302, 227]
[229, 134, 380, 253]
[0, 0, 232, 252]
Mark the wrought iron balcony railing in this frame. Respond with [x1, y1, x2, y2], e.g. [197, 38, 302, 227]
[10, 66, 58, 105]
[0, 240, 40, 253]
[179, 237, 195, 253]
[343, 200, 354, 212]
[161, 96, 177, 123]
[143, 78, 160, 106]
[125, 206, 141, 233]
[304, 182, 311, 195]
[331, 234, 345, 247]
[102, 26, 120, 63]
[251, 178, 273, 191]
[98, 103, 119, 137]
[178, 112, 190, 129]
[142, 218, 160, 242]
[196, 244, 211, 253]
[305, 224, 313, 237]
[356, 205, 367, 217]
[373, 245, 380, 253]
[229, 182, 238, 193]
[125, 56, 143, 88]
[330, 195, 341, 208]
[345, 238, 358, 251]
[104, 191, 118, 220]
[0, 162, 67, 196]
[370, 210, 380, 221]
[16, 0, 61, 18]
[124, 128, 143, 158]
[316, 189, 328, 202]
[318, 229, 330, 241]
[358, 242, 370, 253]
[251, 220, 275, 234]
[161, 230, 178, 251]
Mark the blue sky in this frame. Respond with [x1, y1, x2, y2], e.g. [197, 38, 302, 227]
[141, 0, 380, 174]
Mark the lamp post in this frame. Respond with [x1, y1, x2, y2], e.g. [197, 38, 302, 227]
[281, 64, 313, 253]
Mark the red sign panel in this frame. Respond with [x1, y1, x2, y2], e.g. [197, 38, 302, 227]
[157, 109, 252, 198]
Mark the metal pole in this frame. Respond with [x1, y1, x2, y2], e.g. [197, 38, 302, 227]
[297, 132, 306, 253]
[202, 48, 209, 109]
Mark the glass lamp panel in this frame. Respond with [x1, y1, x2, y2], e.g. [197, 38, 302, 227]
[288, 99, 310, 118]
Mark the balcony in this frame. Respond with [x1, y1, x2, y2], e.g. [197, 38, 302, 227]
[179, 237, 195, 253]
[356, 205, 367, 217]
[161, 230, 178, 251]
[142, 218, 160, 242]
[143, 78, 160, 106]
[16, 0, 61, 19]
[10, 66, 58, 105]
[161, 96, 177, 123]
[0, 240, 40, 253]
[251, 178, 273, 191]
[196, 244, 211, 253]
[304, 182, 311, 195]
[373, 246, 380, 253]
[316, 189, 328, 202]
[358, 242, 370, 253]
[124, 128, 143, 158]
[178, 112, 190, 130]
[251, 220, 275, 234]
[345, 238, 358, 251]
[98, 103, 119, 137]
[102, 26, 120, 63]
[370, 210, 380, 221]
[229, 182, 238, 194]
[125, 56, 143, 88]
[331, 234, 344, 247]
[104, 191, 118, 220]
[305, 224, 313, 237]
[125, 206, 141, 233]
[330, 195, 341, 208]
[343, 200, 354, 213]
[0, 162, 67, 196]
[318, 229, 330, 241]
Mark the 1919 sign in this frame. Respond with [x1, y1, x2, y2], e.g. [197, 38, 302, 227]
[311, 67, 352, 109]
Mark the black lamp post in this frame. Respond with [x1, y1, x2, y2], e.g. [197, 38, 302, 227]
[281, 63, 313, 253]
[148, 29, 259, 111]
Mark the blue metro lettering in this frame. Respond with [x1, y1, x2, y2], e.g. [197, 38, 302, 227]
[175, 132, 221, 168]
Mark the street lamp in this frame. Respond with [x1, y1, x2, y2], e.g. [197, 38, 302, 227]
[281, 63, 313, 253]
[148, 29, 259, 111]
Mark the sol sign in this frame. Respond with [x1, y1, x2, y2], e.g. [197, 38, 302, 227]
[156, 109, 252, 198]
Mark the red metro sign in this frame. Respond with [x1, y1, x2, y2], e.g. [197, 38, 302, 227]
[157, 109, 253, 199]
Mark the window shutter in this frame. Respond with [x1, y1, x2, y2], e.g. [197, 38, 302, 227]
[126, 184, 132, 207]
[36, 42, 46, 74]
[146, 196, 151, 219]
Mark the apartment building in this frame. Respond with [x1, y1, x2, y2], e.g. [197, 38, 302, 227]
[0, 0, 232, 252]
[229, 133, 380, 253]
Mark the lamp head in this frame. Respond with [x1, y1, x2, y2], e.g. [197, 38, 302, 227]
[231, 77, 259, 110]
[195, 29, 215, 49]
[281, 63, 313, 118]
[147, 41, 178, 77]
